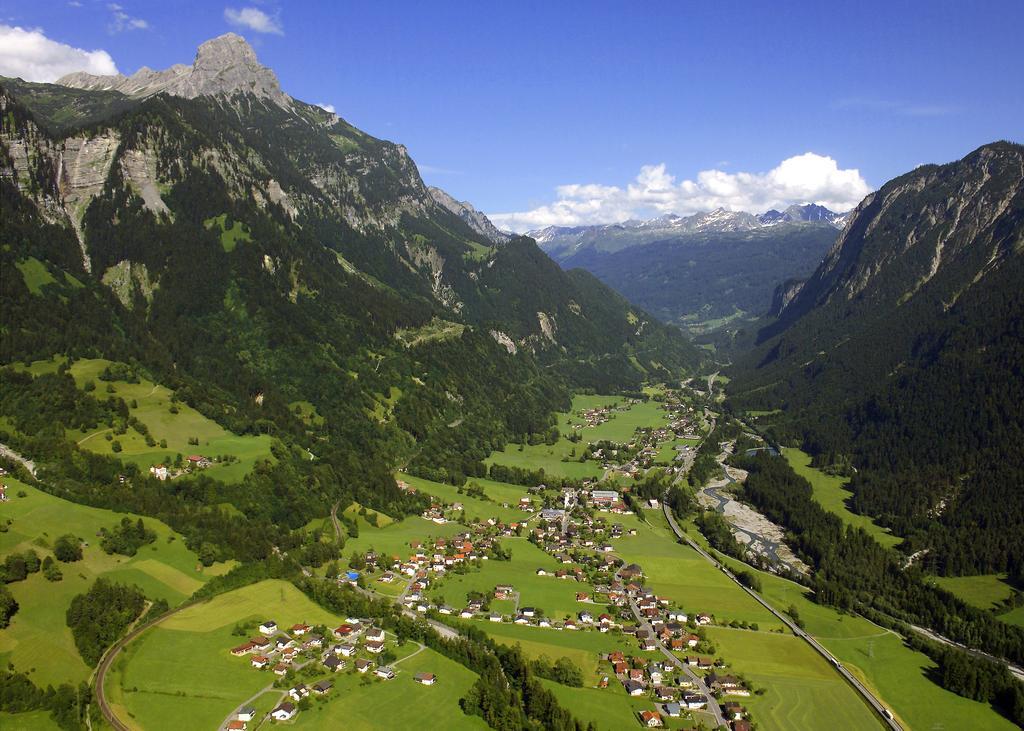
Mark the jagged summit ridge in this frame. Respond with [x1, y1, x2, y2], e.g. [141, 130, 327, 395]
[57, 33, 290, 108]
[429, 186, 511, 244]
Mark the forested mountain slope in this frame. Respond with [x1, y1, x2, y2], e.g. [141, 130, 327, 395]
[729, 141, 1024, 577]
[558, 224, 838, 331]
[0, 34, 702, 556]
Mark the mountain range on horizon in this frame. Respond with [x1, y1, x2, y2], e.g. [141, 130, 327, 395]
[529, 202, 850, 259]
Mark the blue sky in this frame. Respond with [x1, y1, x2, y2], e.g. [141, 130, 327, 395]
[2, 1, 1021, 229]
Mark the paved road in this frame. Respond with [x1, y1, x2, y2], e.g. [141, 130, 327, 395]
[617, 570, 726, 728]
[661, 501, 902, 730]
[909, 623, 1024, 684]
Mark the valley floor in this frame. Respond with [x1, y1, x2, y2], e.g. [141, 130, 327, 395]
[1, 390, 1019, 730]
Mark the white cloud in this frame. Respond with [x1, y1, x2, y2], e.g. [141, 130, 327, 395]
[224, 7, 283, 35]
[0, 24, 118, 82]
[316, 103, 335, 113]
[107, 3, 148, 33]
[489, 153, 872, 232]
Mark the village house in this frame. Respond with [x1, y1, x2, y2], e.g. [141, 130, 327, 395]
[639, 710, 663, 727]
[723, 702, 747, 720]
[250, 655, 269, 669]
[375, 666, 396, 680]
[231, 641, 255, 656]
[236, 706, 256, 722]
[271, 702, 296, 721]
[288, 684, 309, 701]
[683, 692, 707, 709]
[625, 680, 646, 696]
[313, 680, 333, 695]
[355, 658, 372, 673]
[258, 621, 277, 636]
[414, 672, 436, 685]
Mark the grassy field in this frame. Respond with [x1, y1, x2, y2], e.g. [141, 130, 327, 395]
[107, 580, 342, 731]
[291, 645, 487, 730]
[0, 478, 227, 687]
[544, 678, 701, 730]
[929, 573, 1015, 610]
[706, 627, 881, 730]
[343, 515, 466, 561]
[485, 394, 677, 481]
[997, 606, 1024, 627]
[0, 711, 61, 731]
[204, 213, 252, 252]
[62, 358, 274, 483]
[690, 529, 1018, 730]
[401, 473, 530, 524]
[15, 257, 57, 295]
[616, 511, 783, 630]
[430, 537, 585, 619]
[480, 621, 646, 683]
[782, 448, 901, 549]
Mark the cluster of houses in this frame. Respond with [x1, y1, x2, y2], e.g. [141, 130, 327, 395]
[572, 392, 702, 478]
[230, 620, 324, 677]
[148, 455, 215, 482]
[226, 618, 437, 726]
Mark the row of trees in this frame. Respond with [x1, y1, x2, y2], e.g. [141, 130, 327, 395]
[733, 452, 1024, 670]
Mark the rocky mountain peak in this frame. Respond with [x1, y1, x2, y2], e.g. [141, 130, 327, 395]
[428, 186, 511, 244]
[57, 32, 290, 108]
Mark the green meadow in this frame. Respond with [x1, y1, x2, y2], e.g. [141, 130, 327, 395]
[401, 473, 531, 524]
[0, 479, 229, 687]
[487, 394, 673, 481]
[106, 580, 341, 731]
[929, 573, 1015, 610]
[480, 621, 644, 683]
[782, 448, 901, 549]
[15, 257, 57, 294]
[64, 358, 275, 483]
[706, 627, 880, 730]
[997, 606, 1024, 628]
[0, 711, 60, 731]
[692, 530, 1018, 731]
[291, 645, 487, 731]
[430, 537, 586, 619]
[204, 213, 252, 252]
[343, 515, 466, 561]
[615, 511, 783, 630]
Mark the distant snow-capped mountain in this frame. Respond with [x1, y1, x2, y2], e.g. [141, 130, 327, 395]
[531, 204, 848, 260]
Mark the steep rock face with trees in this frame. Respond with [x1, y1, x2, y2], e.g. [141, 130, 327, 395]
[730, 141, 1024, 576]
[0, 35, 702, 542]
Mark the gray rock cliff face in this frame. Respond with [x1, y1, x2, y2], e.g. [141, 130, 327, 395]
[57, 33, 291, 108]
[429, 186, 511, 244]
